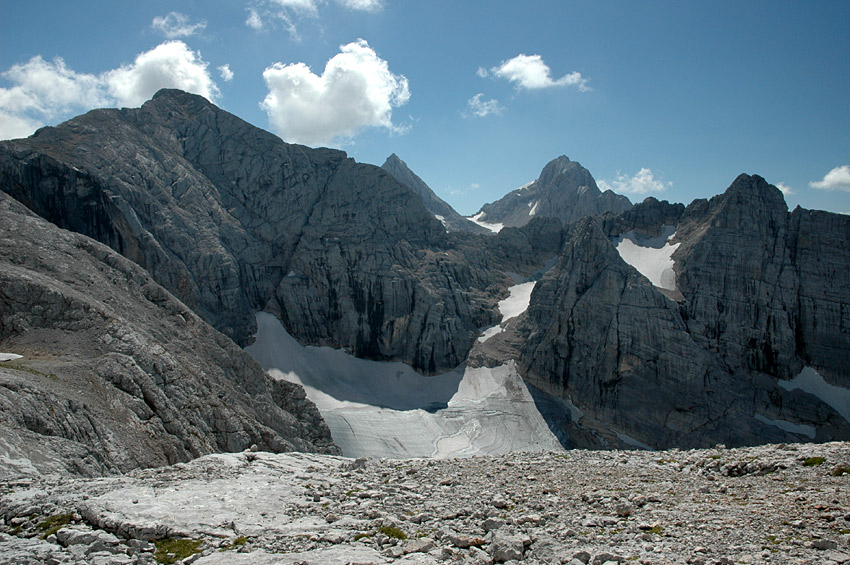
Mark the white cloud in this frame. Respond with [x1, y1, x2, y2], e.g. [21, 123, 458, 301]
[104, 41, 219, 107]
[598, 168, 670, 195]
[151, 12, 207, 39]
[337, 0, 384, 11]
[0, 42, 220, 140]
[488, 54, 590, 92]
[809, 165, 850, 191]
[261, 39, 410, 146]
[0, 110, 41, 140]
[246, 8, 265, 30]
[464, 93, 502, 118]
[218, 64, 234, 82]
[0, 56, 109, 118]
[775, 182, 795, 196]
[271, 0, 320, 15]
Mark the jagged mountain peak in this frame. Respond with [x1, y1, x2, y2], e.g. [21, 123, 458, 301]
[474, 155, 631, 230]
[381, 153, 488, 234]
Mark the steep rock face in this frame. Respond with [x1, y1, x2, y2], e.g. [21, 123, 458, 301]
[0, 192, 337, 477]
[474, 156, 632, 229]
[0, 89, 508, 373]
[517, 176, 850, 449]
[382, 153, 488, 234]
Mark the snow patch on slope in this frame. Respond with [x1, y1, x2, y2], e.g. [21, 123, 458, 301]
[0, 353, 22, 362]
[779, 367, 850, 424]
[754, 414, 816, 439]
[614, 226, 680, 291]
[478, 280, 536, 342]
[528, 201, 539, 216]
[468, 211, 504, 233]
[246, 313, 562, 458]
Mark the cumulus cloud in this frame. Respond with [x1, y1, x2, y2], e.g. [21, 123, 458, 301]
[218, 64, 234, 81]
[598, 168, 670, 195]
[485, 54, 590, 92]
[261, 39, 410, 146]
[464, 93, 502, 118]
[809, 165, 850, 191]
[104, 41, 219, 107]
[0, 110, 41, 140]
[776, 182, 795, 196]
[0, 56, 109, 118]
[151, 12, 207, 38]
[0, 41, 219, 140]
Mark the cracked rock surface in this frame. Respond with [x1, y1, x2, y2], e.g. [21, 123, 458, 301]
[3, 442, 850, 564]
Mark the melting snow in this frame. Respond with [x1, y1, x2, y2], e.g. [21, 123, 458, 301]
[246, 313, 561, 458]
[528, 201, 539, 216]
[779, 367, 850, 424]
[434, 214, 448, 228]
[478, 280, 536, 342]
[468, 211, 504, 233]
[0, 353, 22, 362]
[754, 414, 816, 439]
[614, 226, 680, 291]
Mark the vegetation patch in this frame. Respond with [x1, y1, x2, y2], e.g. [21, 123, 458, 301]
[378, 525, 407, 540]
[219, 536, 248, 551]
[38, 513, 74, 539]
[803, 457, 826, 467]
[831, 465, 850, 476]
[154, 538, 203, 564]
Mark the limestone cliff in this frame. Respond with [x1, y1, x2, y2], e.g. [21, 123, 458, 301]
[0, 192, 337, 477]
[516, 175, 850, 448]
[0, 89, 513, 373]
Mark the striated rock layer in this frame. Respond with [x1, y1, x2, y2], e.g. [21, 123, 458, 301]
[515, 174, 850, 449]
[0, 192, 336, 478]
[0, 89, 543, 374]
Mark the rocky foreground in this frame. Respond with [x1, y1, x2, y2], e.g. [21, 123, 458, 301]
[3, 442, 850, 564]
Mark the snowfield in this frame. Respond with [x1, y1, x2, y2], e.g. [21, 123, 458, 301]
[613, 226, 680, 291]
[246, 313, 561, 459]
[779, 366, 850, 424]
[478, 281, 536, 342]
[467, 211, 504, 233]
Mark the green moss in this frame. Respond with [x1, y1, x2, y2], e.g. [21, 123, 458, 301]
[154, 538, 203, 564]
[38, 513, 73, 539]
[378, 526, 407, 540]
[647, 525, 664, 535]
[354, 533, 370, 541]
[803, 457, 826, 467]
[219, 536, 248, 551]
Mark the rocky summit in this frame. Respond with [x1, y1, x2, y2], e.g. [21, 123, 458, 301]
[3, 442, 850, 564]
[471, 156, 632, 231]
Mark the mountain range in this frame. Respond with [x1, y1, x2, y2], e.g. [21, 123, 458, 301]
[1, 89, 848, 476]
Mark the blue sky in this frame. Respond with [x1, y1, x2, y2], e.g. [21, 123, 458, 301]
[2, 1, 848, 215]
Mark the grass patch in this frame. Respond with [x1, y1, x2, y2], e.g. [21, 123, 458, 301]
[154, 538, 203, 564]
[378, 526, 407, 540]
[38, 513, 73, 539]
[219, 536, 248, 551]
[354, 533, 370, 542]
[832, 466, 850, 476]
[647, 525, 664, 535]
[803, 457, 826, 467]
